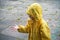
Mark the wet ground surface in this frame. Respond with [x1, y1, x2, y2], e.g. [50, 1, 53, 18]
[0, 0, 60, 40]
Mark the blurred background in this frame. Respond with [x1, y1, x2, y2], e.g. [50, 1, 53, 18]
[0, 0, 60, 40]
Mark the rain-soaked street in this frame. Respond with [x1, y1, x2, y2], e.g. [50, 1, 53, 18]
[0, 0, 60, 40]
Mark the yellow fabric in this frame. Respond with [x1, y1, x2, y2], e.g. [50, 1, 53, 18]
[17, 3, 51, 40]
[26, 3, 42, 20]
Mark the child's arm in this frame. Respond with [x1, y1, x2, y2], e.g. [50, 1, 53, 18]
[17, 20, 31, 33]
[40, 22, 51, 40]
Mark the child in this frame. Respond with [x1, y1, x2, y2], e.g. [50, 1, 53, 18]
[17, 3, 51, 40]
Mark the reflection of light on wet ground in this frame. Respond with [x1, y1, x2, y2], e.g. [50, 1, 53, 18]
[0, 0, 60, 40]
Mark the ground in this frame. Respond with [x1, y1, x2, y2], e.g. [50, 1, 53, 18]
[0, 0, 60, 40]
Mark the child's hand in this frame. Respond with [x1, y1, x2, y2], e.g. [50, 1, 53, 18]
[10, 24, 19, 31]
[14, 24, 19, 29]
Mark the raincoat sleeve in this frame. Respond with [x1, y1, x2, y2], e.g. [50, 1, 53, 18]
[40, 22, 51, 40]
[17, 19, 31, 33]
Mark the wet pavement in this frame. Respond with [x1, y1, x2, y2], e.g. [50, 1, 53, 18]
[0, 0, 60, 40]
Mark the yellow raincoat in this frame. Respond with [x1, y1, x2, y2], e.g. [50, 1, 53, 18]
[17, 3, 51, 40]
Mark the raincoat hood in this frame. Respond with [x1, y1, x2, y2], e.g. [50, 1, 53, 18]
[26, 3, 42, 20]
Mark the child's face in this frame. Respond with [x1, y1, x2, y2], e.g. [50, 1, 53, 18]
[29, 15, 35, 20]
